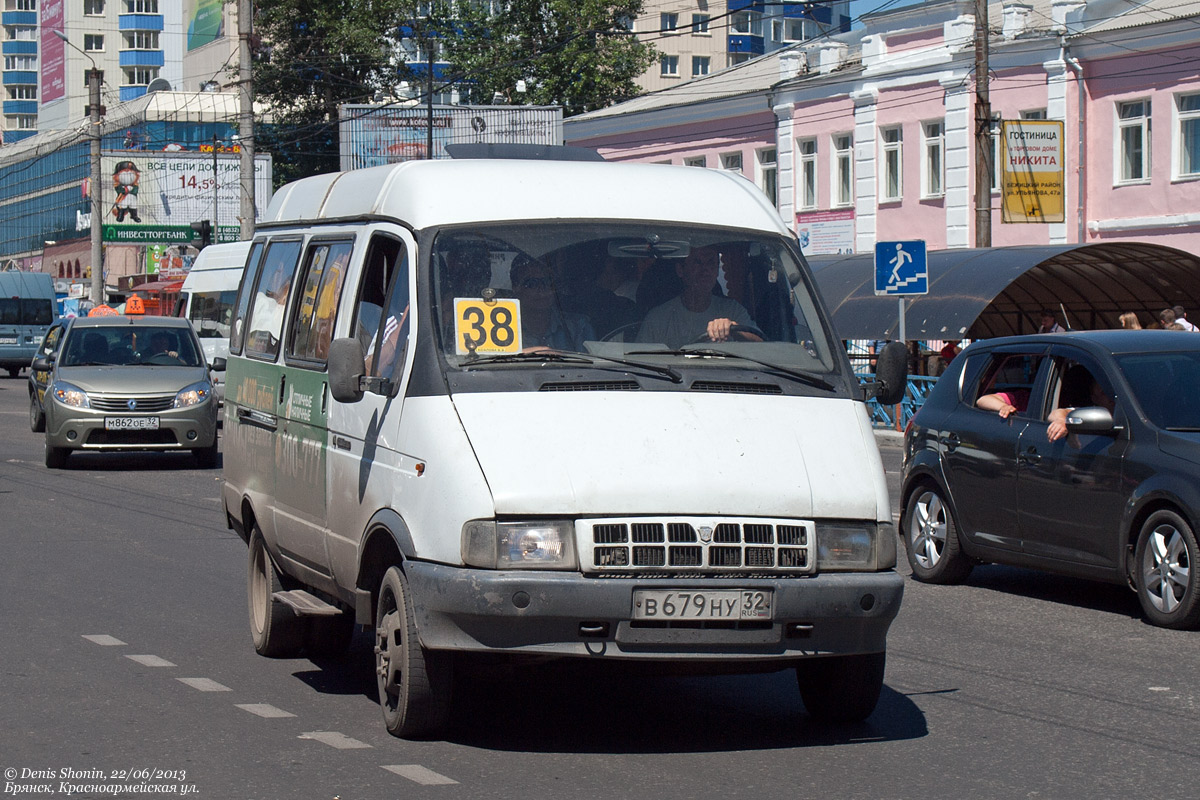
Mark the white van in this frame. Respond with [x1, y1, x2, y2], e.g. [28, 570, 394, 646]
[222, 154, 908, 739]
[178, 241, 252, 405]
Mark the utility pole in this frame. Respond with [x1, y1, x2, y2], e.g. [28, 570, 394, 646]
[212, 132, 220, 234]
[426, 24, 434, 159]
[238, 0, 256, 238]
[87, 68, 104, 305]
[974, 0, 992, 248]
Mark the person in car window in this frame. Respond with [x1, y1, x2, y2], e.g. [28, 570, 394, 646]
[1047, 365, 1114, 442]
[146, 331, 178, 359]
[637, 244, 761, 349]
[976, 388, 1031, 419]
[510, 255, 593, 352]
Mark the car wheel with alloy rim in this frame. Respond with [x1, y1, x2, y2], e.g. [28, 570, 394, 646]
[1134, 509, 1200, 629]
[903, 483, 972, 583]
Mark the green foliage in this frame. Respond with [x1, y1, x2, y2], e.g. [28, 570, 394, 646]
[439, 0, 656, 115]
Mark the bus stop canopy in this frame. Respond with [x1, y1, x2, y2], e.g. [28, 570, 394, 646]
[806, 242, 1200, 340]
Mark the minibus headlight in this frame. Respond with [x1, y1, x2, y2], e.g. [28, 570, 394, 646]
[462, 520, 578, 570]
[51, 381, 90, 409]
[174, 381, 213, 408]
[815, 522, 895, 571]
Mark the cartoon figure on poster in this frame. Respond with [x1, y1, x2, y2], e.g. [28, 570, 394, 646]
[111, 160, 142, 223]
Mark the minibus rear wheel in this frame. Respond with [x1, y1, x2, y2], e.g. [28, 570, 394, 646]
[375, 566, 451, 738]
[247, 528, 305, 657]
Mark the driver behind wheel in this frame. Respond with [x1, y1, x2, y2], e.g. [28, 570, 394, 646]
[145, 330, 178, 359]
[637, 244, 761, 349]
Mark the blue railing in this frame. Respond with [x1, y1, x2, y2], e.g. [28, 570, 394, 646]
[865, 375, 939, 431]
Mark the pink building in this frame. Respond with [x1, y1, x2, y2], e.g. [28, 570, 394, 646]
[565, 0, 1200, 259]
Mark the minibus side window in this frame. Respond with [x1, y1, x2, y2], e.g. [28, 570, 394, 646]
[245, 240, 303, 361]
[22, 299, 53, 325]
[351, 235, 409, 379]
[288, 240, 353, 364]
[229, 241, 265, 356]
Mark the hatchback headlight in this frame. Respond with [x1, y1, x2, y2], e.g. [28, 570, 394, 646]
[51, 381, 90, 409]
[462, 520, 578, 569]
[174, 381, 213, 408]
[816, 522, 896, 571]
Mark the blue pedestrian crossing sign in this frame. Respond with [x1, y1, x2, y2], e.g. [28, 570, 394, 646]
[875, 240, 928, 296]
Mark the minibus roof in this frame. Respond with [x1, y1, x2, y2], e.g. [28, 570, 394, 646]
[261, 159, 793, 235]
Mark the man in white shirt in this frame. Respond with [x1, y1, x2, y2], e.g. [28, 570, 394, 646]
[1173, 305, 1198, 331]
[637, 245, 760, 349]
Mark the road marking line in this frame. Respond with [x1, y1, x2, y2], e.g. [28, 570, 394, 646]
[177, 677, 231, 692]
[298, 731, 372, 749]
[236, 704, 296, 719]
[82, 634, 126, 646]
[381, 765, 458, 785]
[125, 654, 176, 667]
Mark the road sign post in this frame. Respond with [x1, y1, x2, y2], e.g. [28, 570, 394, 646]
[874, 239, 928, 343]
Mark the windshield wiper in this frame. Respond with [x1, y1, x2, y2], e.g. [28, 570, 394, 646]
[627, 347, 834, 391]
[463, 350, 681, 383]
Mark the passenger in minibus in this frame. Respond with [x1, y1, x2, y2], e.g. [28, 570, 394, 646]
[510, 255, 593, 351]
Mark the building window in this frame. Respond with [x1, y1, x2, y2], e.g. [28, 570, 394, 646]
[1177, 94, 1200, 179]
[8, 26, 36, 41]
[922, 120, 944, 198]
[17, 114, 36, 129]
[84, 34, 104, 52]
[1118, 99, 1151, 183]
[4, 55, 35, 70]
[691, 14, 709, 34]
[785, 19, 805, 41]
[758, 147, 777, 207]
[881, 126, 903, 201]
[798, 138, 817, 209]
[660, 55, 678, 77]
[731, 11, 762, 36]
[721, 151, 743, 173]
[84, 0, 105, 14]
[8, 86, 36, 100]
[9, 0, 36, 10]
[1021, 109, 1047, 120]
[833, 133, 853, 207]
[684, 155, 706, 168]
[123, 67, 158, 86]
[660, 12, 678, 33]
[124, 30, 159, 49]
[125, 0, 158, 11]
[692, 56, 709, 77]
[771, 20, 783, 42]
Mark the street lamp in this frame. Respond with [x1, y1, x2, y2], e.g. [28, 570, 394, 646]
[53, 29, 105, 306]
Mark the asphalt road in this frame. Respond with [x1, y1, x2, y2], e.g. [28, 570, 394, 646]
[2, 378, 1198, 800]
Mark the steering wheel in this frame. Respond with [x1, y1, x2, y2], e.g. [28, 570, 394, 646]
[600, 321, 642, 343]
[689, 323, 766, 345]
[141, 352, 184, 366]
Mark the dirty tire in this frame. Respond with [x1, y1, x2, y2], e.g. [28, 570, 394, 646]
[29, 393, 45, 433]
[796, 652, 886, 723]
[375, 565, 451, 738]
[1134, 509, 1200, 630]
[44, 441, 67, 469]
[902, 484, 972, 584]
[248, 528, 305, 657]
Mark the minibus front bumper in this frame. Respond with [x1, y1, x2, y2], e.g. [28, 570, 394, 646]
[403, 561, 903, 660]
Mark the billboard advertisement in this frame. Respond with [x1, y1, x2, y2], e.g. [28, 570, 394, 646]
[98, 150, 273, 244]
[40, 0, 66, 105]
[186, 0, 226, 51]
[1001, 120, 1065, 224]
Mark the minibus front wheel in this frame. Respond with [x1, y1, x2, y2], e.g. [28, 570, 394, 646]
[248, 527, 305, 657]
[375, 566, 452, 738]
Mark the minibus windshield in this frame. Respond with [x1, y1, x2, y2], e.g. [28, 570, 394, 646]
[430, 222, 836, 375]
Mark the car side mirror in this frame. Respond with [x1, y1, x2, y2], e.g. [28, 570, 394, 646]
[32, 356, 53, 372]
[868, 341, 908, 406]
[210, 356, 227, 372]
[1065, 406, 1121, 435]
[328, 337, 366, 403]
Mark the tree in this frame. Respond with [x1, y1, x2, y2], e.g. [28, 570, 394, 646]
[439, 0, 655, 115]
[251, 0, 412, 186]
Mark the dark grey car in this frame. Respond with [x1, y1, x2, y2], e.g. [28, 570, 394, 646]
[35, 315, 218, 469]
[901, 330, 1200, 629]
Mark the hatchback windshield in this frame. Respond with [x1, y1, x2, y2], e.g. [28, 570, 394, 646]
[430, 222, 835, 375]
[60, 326, 203, 367]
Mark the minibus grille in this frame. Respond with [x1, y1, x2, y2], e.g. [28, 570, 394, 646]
[690, 381, 783, 394]
[580, 518, 815, 575]
[540, 381, 639, 392]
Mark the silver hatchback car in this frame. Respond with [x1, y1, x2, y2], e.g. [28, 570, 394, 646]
[34, 315, 218, 469]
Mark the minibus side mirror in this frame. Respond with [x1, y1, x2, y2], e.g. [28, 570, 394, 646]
[210, 356, 227, 372]
[868, 341, 908, 406]
[328, 337, 366, 403]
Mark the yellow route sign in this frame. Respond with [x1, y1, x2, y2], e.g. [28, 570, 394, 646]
[1001, 120, 1065, 224]
[454, 297, 522, 355]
